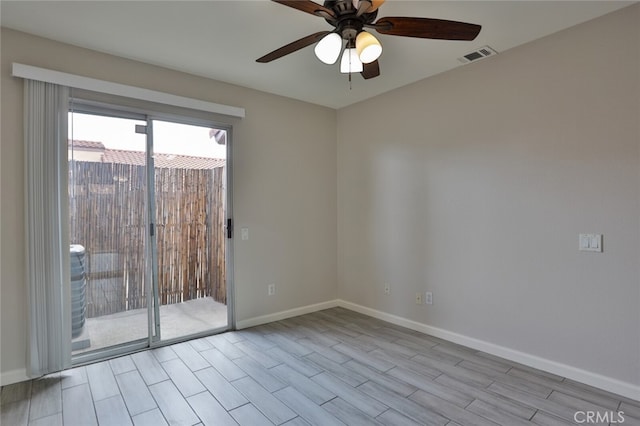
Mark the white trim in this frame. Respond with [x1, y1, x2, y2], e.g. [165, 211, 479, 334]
[337, 300, 640, 401]
[235, 300, 339, 330]
[1, 368, 29, 386]
[12, 63, 245, 118]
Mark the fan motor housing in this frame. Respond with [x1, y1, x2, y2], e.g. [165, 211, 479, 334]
[339, 20, 362, 41]
[324, 0, 352, 15]
[324, 0, 378, 41]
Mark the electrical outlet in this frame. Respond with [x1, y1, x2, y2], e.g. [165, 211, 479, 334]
[267, 284, 276, 296]
[384, 283, 390, 295]
[415, 292, 423, 304]
[425, 291, 433, 305]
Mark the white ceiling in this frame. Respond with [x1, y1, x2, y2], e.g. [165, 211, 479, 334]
[1, 1, 634, 109]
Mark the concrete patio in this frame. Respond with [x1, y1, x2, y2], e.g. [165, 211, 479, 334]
[72, 297, 227, 355]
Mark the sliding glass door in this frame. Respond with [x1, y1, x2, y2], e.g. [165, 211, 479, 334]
[151, 119, 229, 343]
[68, 106, 231, 362]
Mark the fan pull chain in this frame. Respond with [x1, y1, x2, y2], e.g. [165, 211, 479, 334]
[348, 37, 353, 90]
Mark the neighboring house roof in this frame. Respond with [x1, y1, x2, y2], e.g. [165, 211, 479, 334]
[70, 140, 105, 150]
[70, 140, 224, 170]
[103, 149, 225, 170]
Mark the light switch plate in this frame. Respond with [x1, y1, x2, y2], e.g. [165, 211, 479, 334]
[425, 292, 433, 305]
[579, 234, 602, 252]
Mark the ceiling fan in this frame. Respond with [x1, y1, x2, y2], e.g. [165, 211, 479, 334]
[256, 0, 482, 80]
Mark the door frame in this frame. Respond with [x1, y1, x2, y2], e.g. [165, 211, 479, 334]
[69, 99, 235, 366]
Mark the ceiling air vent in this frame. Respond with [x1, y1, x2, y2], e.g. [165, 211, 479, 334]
[458, 46, 498, 64]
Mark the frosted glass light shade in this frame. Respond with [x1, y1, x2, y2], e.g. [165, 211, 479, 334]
[356, 31, 382, 64]
[314, 33, 342, 65]
[340, 48, 363, 73]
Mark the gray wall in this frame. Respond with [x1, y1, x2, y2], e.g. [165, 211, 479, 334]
[337, 5, 639, 386]
[0, 28, 337, 381]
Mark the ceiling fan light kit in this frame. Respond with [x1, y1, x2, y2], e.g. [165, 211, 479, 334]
[314, 29, 380, 66]
[258, 0, 482, 80]
[315, 32, 343, 64]
[355, 31, 382, 64]
[340, 48, 363, 73]
[368, 0, 384, 13]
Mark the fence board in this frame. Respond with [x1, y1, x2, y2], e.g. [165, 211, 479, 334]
[69, 161, 226, 318]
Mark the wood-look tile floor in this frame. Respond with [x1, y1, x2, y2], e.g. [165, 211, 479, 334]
[2, 307, 638, 426]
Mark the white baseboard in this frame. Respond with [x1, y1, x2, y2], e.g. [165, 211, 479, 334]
[9, 297, 627, 399]
[337, 299, 640, 401]
[235, 300, 339, 330]
[1, 368, 28, 387]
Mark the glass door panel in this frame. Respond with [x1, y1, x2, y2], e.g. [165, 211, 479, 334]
[69, 111, 151, 356]
[150, 119, 228, 342]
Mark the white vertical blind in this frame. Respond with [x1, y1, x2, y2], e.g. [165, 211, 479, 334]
[24, 80, 72, 377]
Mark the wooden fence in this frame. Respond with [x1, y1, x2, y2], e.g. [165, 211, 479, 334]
[69, 161, 226, 318]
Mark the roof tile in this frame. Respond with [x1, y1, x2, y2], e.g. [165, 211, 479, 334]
[70, 140, 224, 169]
[102, 150, 225, 169]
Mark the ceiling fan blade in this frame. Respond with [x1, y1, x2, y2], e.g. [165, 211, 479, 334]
[257, 31, 330, 63]
[373, 17, 481, 41]
[361, 60, 380, 79]
[272, 0, 336, 19]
